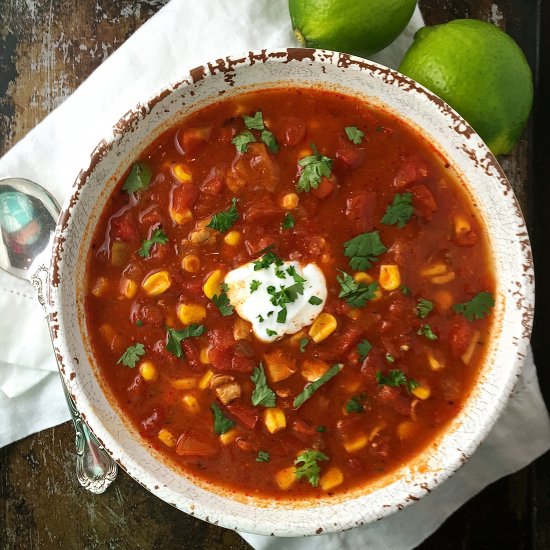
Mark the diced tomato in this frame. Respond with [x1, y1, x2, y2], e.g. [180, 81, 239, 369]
[214, 125, 236, 143]
[410, 184, 437, 220]
[201, 167, 225, 195]
[231, 354, 255, 374]
[323, 298, 350, 316]
[182, 340, 201, 369]
[210, 328, 235, 351]
[448, 314, 473, 358]
[244, 198, 282, 224]
[454, 228, 479, 247]
[393, 156, 429, 189]
[376, 386, 411, 416]
[369, 435, 391, 459]
[226, 143, 280, 194]
[292, 419, 317, 438]
[379, 293, 417, 335]
[110, 213, 139, 242]
[127, 375, 146, 402]
[226, 404, 259, 430]
[318, 323, 363, 361]
[346, 191, 376, 234]
[208, 347, 233, 372]
[131, 300, 164, 327]
[139, 205, 163, 228]
[336, 415, 365, 439]
[360, 348, 385, 388]
[176, 433, 219, 457]
[177, 127, 212, 156]
[280, 115, 307, 146]
[245, 234, 277, 256]
[172, 183, 199, 211]
[140, 407, 165, 436]
[335, 133, 365, 170]
[312, 175, 337, 198]
[180, 279, 204, 300]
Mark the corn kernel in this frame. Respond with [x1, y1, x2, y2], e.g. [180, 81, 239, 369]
[281, 193, 299, 210]
[182, 254, 200, 273]
[427, 352, 445, 371]
[421, 263, 448, 277]
[157, 429, 176, 448]
[454, 215, 471, 236]
[170, 207, 193, 225]
[300, 359, 329, 382]
[220, 428, 238, 446]
[119, 278, 137, 299]
[177, 303, 206, 325]
[233, 318, 251, 341]
[369, 422, 387, 441]
[92, 276, 109, 297]
[275, 466, 297, 490]
[379, 265, 401, 291]
[461, 330, 480, 365]
[320, 467, 344, 492]
[182, 394, 200, 414]
[343, 433, 369, 453]
[142, 271, 171, 296]
[308, 313, 337, 343]
[264, 407, 286, 434]
[172, 377, 197, 390]
[411, 385, 431, 400]
[203, 269, 223, 299]
[189, 228, 211, 244]
[224, 230, 241, 246]
[139, 361, 157, 382]
[397, 421, 418, 440]
[199, 348, 210, 365]
[199, 369, 214, 390]
[172, 163, 192, 183]
[432, 272, 456, 285]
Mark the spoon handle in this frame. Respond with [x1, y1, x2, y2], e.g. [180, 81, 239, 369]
[32, 264, 118, 493]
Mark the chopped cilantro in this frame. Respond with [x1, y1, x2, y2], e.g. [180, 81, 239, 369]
[117, 343, 145, 368]
[294, 450, 329, 487]
[296, 144, 333, 193]
[257, 314, 264, 323]
[253, 251, 283, 271]
[250, 280, 262, 293]
[345, 126, 365, 145]
[357, 339, 372, 361]
[343, 231, 388, 271]
[381, 192, 414, 229]
[122, 162, 152, 194]
[250, 363, 276, 407]
[232, 130, 256, 153]
[417, 324, 438, 341]
[207, 198, 239, 233]
[454, 291, 495, 321]
[293, 364, 343, 408]
[212, 285, 234, 316]
[316, 425, 326, 433]
[210, 403, 235, 435]
[266, 328, 277, 337]
[299, 338, 309, 353]
[308, 295, 323, 305]
[261, 130, 279, 153]
[242, 111, 279, 152]
[282, 212, 295, 230]
[267, 282, 305, 309]
[337, 270, 378, 308]
[256, 450, 270, 462]
[243, 111, 264, 130]
[385, 353, 395, 363]
[166, 324, 205, 358]
[416, 298, 434, 319]
[401, 286, 411, 295]
[136, 319, 143, 327]
[138, 227, 169, 258]
[376, 369, 419, 393]
[345, 395, 365, 413]
[277, 308, 288, 323]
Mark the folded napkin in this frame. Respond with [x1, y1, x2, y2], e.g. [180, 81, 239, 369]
[0, 1, 548, 549]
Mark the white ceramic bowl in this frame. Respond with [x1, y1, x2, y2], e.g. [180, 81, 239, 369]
[48, 48, 534, 536]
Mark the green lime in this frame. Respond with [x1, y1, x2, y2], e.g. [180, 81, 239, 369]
[398, 19, 533, 155]
[289, 0, 417, 57]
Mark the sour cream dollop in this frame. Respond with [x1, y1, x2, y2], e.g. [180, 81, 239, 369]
[224, 259, 327, 343]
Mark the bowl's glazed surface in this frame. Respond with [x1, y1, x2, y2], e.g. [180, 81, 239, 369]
[48, 48, 534, 536]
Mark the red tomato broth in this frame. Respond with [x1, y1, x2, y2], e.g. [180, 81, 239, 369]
[85, 87, 495, 498]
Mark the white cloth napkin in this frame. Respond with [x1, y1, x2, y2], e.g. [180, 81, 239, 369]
[0, 1, 548, 548]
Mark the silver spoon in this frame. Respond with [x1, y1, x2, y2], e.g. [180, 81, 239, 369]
[0, 177, 117, 494]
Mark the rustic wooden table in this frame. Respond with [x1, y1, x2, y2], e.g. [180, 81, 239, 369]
[1, 1, 548, 548]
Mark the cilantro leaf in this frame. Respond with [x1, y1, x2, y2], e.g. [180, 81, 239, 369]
[261, 130, 279, 153]
[250, 280, 261, 293]
[232, 130, 256, 153]
[308, 296, 323, 305]
[267, 282, 305, 309]
[207, 198, 239, 233]
[166, 324, 205, 358]
[454, 292, 495, 321]
[256, 450, 270, 462]
[385, 353, 395, 363]
[117, 343, 145, 368]
[345, 126, 364, 145]
[277, 308, 288, 323]
[210, 403, 235, 435]
[299, 338, 309, 353]
[296, 144, 333, 193]
[294, 449, 329, 487]
[253, 251, 283, 271]
[266, 328, 277, 337]
[357, 339, 372, 361]
[282, 212, 295, 230]
[381, 192, 414, 229]
[251, 363, 276, 407]
[243, 111, 264, 130]
[337, 270, 378, 308]
[122, 162, 152, 194]
[345, 395, 365, 413]
[293, 364, 343, 408]
[417, 324, 438, 340]
[343, 231, 388, 271]
[212, 287, 234, 316]
[316, 425, 326, 433]
[138, 227, 169, 258]
[416, 298, 434, 319]
[401, 286, 411, 295]
[376, 369, 419, 393]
